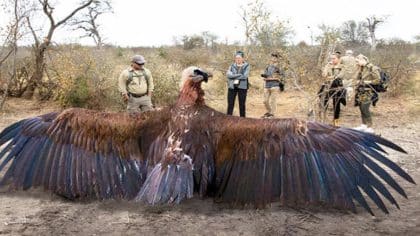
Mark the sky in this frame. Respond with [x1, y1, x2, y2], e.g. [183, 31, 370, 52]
[2, 0, 420, 46]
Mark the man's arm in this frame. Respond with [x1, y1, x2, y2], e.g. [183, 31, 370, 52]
[370, 66, 381, 85]
[334, 66, 345, 80]
[118, 70, 129, 101]
[266, 67, 283, 81]
[362, 65, 381, 84]
[322, 64, 330, 78]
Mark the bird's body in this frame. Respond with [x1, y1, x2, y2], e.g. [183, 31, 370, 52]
[0, 69, 415, 215]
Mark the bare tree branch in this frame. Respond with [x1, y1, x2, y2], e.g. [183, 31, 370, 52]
[365, 15, 388, 51]
[1, 0, 26, 109]
[25, 16, 39, 47]
[40, 0, 55, 27]
[55, 0, 94, 28]
[70, 0, 113, 48]
[22, 0, 95, 98]
[0, 48, 14, 66]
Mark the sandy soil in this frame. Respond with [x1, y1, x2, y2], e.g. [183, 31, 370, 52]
[0, 79, 420, 235]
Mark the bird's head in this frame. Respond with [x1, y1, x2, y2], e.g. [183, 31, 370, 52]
[177, 67, 212, 106]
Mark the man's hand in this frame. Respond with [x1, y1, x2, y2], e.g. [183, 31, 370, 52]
[122, 93, 129, 102]
[148, 91, 153, 97]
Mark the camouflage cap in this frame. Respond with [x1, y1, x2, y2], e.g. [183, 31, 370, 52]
[355, 54, 369, 63]
[131, 55, 146, 65]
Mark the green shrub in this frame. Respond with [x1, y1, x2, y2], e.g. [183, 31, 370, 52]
[62, 76, 90, 107]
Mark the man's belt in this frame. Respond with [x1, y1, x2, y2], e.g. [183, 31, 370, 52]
[129, 92, 147, 98]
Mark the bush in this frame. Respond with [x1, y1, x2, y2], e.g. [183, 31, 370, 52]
[62, 76, 90, 107]
[4, 41, 415, 110]
[0, 55, 33, 97]
[369, 42, 416, 97]
[46, 46, 117, 109]
[143, 54, 183, 106]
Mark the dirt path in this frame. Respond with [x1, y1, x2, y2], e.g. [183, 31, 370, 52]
[1, 84, 420, 235]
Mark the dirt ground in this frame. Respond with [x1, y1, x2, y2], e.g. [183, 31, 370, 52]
[0, 75, 420, 235]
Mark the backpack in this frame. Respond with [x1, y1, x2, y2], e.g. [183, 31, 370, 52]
[370, 67, 390, 93]
[127, 70, 150, 93]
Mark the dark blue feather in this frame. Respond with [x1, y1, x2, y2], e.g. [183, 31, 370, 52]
[0, 120, 25, 144]
[360, 145, 415, 184]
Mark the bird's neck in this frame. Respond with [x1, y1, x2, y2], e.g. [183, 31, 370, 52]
[176, 79, 205, 106]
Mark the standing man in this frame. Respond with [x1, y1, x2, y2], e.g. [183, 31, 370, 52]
[226, 51, 250, 117]
[340, 50, 358, 101]
[118, 55, 154, 112]
[260, 52, 286, 118]
[354, 54, 381, 133]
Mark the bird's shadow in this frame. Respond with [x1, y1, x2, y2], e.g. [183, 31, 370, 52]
[0, 187, 358, 218]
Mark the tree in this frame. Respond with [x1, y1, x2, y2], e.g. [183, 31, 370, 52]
[365, 15, 387, 51]
[340, 20, 368, 45]
[240, 0, 292, 54]
[24, 0, 94, 98]
[71, 0, 113, 49]
[415, 34, 420, 44]
[201, 31, 218, 50]
[0, 0, 29, 109]
[316, 24, 341, 68]
[181, 35, 205, 50]
[0, 0, 26, 67]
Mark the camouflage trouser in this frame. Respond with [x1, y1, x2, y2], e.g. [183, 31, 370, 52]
[359, 101, 372, 126]
[264, 87, 281, 115]
[356, 89, 373, 126]
[127, 95, 153, 113]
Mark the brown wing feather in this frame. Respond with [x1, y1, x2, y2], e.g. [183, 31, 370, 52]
[209, 114, 414, 215]
[0, 108, 169, 199]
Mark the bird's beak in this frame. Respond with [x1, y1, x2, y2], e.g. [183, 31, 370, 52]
[191, 72, 212, 83]
[191, 69, 213, 83]
[201, 71, 213, 83]
[191, 75, 205, 83]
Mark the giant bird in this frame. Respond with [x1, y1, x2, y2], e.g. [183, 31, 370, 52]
[0, 67, 415, 215]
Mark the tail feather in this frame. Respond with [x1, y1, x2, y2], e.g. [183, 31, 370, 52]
[136, 160, 194, 205]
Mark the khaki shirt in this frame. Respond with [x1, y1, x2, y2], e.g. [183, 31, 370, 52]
[340, 56, 358, 87]
[322, 63, 344, 83]
[118, 67, 154, 95]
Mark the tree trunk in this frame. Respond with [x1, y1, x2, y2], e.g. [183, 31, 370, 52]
[23, 0, 94, 99]
[370, 32, 377, 52]
[23, 43, 47, 99]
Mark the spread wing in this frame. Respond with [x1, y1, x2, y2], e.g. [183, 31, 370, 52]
[211, 115, 415, 215]
[0, 108, 168, 199]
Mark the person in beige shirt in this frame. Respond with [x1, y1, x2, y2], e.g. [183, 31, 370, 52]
[118, 55, 154, 112]
[319, 52, 346, 126]
[340, 50, 358, 101]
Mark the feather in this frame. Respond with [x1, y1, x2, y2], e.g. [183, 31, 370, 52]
[360, 146, 415, 184]
[0, 81, 415, 216]
[0, 120, 25, 145]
